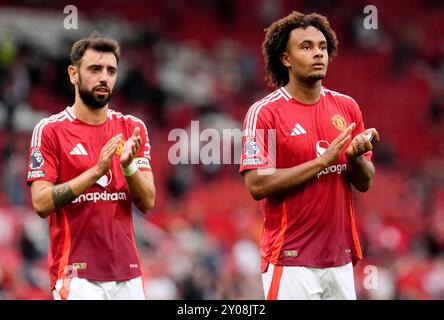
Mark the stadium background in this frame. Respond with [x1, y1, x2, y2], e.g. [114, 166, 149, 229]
[0, 0, 443, 299]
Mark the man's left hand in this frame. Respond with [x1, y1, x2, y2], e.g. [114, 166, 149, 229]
[120, 126, 142, 167]
[345, 128, 380, 159]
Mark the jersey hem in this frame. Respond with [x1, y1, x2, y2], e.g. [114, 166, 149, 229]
[262, 256, 358, 272]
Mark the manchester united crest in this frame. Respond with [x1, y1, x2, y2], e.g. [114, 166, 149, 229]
[332, 114, 347, 131]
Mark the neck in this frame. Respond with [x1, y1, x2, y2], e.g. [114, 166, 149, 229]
[285, 76, 322, 104]
[72, 95, 108, 125]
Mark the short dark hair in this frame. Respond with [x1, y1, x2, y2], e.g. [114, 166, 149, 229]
[262, 11, 338, 87]
[70, 31, 120, 66]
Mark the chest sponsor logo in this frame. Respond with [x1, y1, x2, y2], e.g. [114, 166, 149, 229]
[332, 114, 347, 131]
[30, 148, 44, 169]
[315, 140, 347, 178]
[71, 191, 127, 204]
[96, 170, 112, 187]
[69, 143, 88, 156]
[290, 123, 307, 136]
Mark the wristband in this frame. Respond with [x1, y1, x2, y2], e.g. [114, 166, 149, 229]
[122, 160, 139, 176]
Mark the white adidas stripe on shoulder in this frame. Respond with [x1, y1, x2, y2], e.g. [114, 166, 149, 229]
[31, 110, 70, 148]
[322, 87, 357, 103]
[251, 94, 283, 137]
[245, 91, 280, 137]
[245, 91, 279, 137]
[279, 87, 292, 100]
[65, 106, 77, 121]
[245, 89, 287, 137]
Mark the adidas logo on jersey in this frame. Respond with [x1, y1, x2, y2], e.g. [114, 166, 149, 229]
[69, 143, 88, 155]
[290, 123, 307, 136]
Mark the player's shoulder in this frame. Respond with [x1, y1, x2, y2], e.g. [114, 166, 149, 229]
[33, 107, 74, 131]
[108, 108, 143, 123]
[107, 108, 149, 133]
[322, 87, 359, 107]
[246, 88, 291, 116]
[31, 107, 74, 147]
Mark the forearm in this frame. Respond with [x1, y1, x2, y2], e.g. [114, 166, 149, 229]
[34, 166, 103, 218]
[245, 157, 326, 200]
[347, 156, 375, 192]
[125, 171, 156, 213]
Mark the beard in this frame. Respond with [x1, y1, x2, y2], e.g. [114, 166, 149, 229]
[78, 77, 112, 109]
[306, 72, 325, 83]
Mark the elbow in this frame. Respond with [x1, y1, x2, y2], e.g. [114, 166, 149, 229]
[354, 180, 373, 193]
[355, 185, 370, 193]
[350, 169, 374, 193]
[137, 202, 154, 214]
[244, 171, 269, 201]
[32, 200, 51, 219]
[138, 194, 156, 214]
[248, 185, 266, 201]
[145, 198, 156, 213]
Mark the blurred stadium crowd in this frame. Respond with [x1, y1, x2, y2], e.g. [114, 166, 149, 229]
[0, 0, 444, 299]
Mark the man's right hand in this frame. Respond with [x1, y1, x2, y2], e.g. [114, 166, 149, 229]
[95, 134, 122, 176]
[32, 133, 123, 218]
[320, 123, 355, 167]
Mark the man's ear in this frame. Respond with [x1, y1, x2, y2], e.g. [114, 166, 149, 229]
[68, 65, 78, 85]
[280, 52, 291, 68]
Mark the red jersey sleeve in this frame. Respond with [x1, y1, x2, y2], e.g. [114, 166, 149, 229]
[349, 100, 372, 161]
[27, 123, 59, 185]
[130, 118, 152, 172]
[239, 105, 276, 174]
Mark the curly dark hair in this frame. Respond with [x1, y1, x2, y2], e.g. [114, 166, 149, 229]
[70, 31, 120, 66]
[262, 11, 338, 87]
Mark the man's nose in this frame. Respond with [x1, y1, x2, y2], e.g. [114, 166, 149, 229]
[98, 70, 109, 83]
[314, 46, 324, 58]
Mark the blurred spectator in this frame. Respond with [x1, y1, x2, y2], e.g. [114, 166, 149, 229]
[0, 45, 30, 132]
[257, 0, 282, 27]
[391, 21, 421, 79]
[216, 0, 235, 25]
[428, 94, 443, 125]
[2, 133, 28, 206]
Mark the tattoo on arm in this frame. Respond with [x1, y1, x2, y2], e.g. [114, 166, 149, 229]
[52, 182, 77, 209]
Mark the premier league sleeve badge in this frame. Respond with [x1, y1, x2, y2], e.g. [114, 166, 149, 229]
[244, 138, 260, 158]
[30, 148, 44, 170]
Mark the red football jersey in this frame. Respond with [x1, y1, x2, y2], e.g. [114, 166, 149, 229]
[240, 87, 372, 272]
[27, 107, 152, 289]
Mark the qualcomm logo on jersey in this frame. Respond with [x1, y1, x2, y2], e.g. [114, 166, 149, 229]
[290, 123, 307, 136]
[315, 140, 347, 178]
[96, 170, 112, 187]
